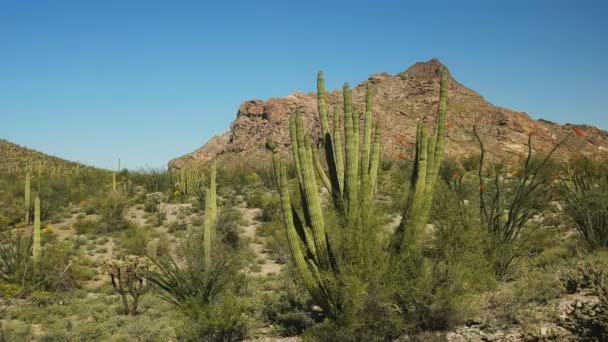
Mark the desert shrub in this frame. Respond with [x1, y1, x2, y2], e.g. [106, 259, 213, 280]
[393, 183, 495, 331]
[262, 279, 314, 336]
[246, 191, 280, 222]
[0, 230, 32, 283]
[177, 294, 255, 342]
[215, 205, 243, 249]
[73, 217, 97, 235]
[146, 231, 242, 309]
[96, 193, 129, 233]
[117, 226, 150, 256]
[167, 220, 188, 233]
[130, 168, 175, 194]
[559, 156, 608, 249]
[34, 241, 95, 291]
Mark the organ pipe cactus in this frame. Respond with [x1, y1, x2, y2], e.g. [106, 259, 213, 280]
[312, 72, 381, 223]
[175, 167, 205, 196]
[390, 68, 448, 253]
[269, 69, 448, 317]
[203, 162, 217, 268]
[33, 196, 41, 262]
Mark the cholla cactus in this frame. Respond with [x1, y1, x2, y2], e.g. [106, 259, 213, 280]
[103, 256, 151, 315]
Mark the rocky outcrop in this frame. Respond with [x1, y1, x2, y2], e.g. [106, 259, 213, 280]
[169, 59, 608, 169]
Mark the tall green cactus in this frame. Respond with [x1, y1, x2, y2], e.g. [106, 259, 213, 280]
[269, 68, 448, 317]
[312, 73, 381, 223]
[203, 162, 217, 268]
[390, 68, 448, 253]
[24, 171, 30, 225]
[33, 196, 41, 262]
[175, 167, 205, 196]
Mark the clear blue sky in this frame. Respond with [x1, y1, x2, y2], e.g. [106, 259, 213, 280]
[1, 0, 606, 170]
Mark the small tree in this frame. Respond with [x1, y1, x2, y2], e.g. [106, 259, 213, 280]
[104, 256, 151, 315]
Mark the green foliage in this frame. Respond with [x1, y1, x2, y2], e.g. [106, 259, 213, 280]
[262, 279, 314, 336]
[473, 127, 564, 279]
[559, 156, 608, 249]
[215, 205, 243, 250]
[117, 226, 151, 256]
[97, 192, 129, 233]
[0, 230, 32, 283]
[146, 231, 241, 310]
[177, 294, 255, 342]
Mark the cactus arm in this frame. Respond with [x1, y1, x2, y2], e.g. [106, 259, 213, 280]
[332, 108, 345, 195]
[369, 123, 381, 196]
[290, 115, 304, 185]
[317, 71, 330, 137]
[276, 162, 325, 307]
[312, 144, 332, 192]
[343, 83, 359, 221]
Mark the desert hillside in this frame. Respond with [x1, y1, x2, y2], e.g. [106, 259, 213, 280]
[169, 59, 608, 169]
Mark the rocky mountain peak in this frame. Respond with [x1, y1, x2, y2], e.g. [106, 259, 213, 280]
[169, 59, 608, 169]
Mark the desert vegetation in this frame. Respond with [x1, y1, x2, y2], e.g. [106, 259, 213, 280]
[1, 69, 608, 342]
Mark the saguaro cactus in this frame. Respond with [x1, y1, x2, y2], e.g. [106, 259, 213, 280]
[24, 171, 30, 225]
[203, 162, 217, 267]
[390, 68, 448, 253]
[33, 196, 41, 262]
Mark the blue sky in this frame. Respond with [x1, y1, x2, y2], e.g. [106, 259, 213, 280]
[1, 0, 606, 170]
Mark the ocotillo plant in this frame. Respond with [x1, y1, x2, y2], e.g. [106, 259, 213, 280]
[312, 72, 381, 223]
[390, 68, 448, 253]
[203, 162, 217, 267]
[33, 196, 41, 262]
[24, 171, 30, 225]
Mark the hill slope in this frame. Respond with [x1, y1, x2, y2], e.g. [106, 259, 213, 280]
[170, 59, 608, 169]
[0, 139, 95, 174]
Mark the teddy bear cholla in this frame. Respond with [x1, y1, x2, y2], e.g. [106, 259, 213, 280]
[103, 255, 152, 315]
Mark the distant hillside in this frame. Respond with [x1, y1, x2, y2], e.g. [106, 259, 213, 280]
[169, 59, 608, 169]
[0, 139, 99, 175]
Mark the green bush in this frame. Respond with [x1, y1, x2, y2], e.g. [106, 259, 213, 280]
[96, 193, 129, 233]
[177, 294, 255, 342]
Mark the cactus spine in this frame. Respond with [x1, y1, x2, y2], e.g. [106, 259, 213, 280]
[390, 68, 448, 253]
[203, 162, 217, 268]
[33, 196, 41, 262]
[24, 171, 31, 225]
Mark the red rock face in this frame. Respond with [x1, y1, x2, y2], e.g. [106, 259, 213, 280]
[168, 59, 608, 170]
